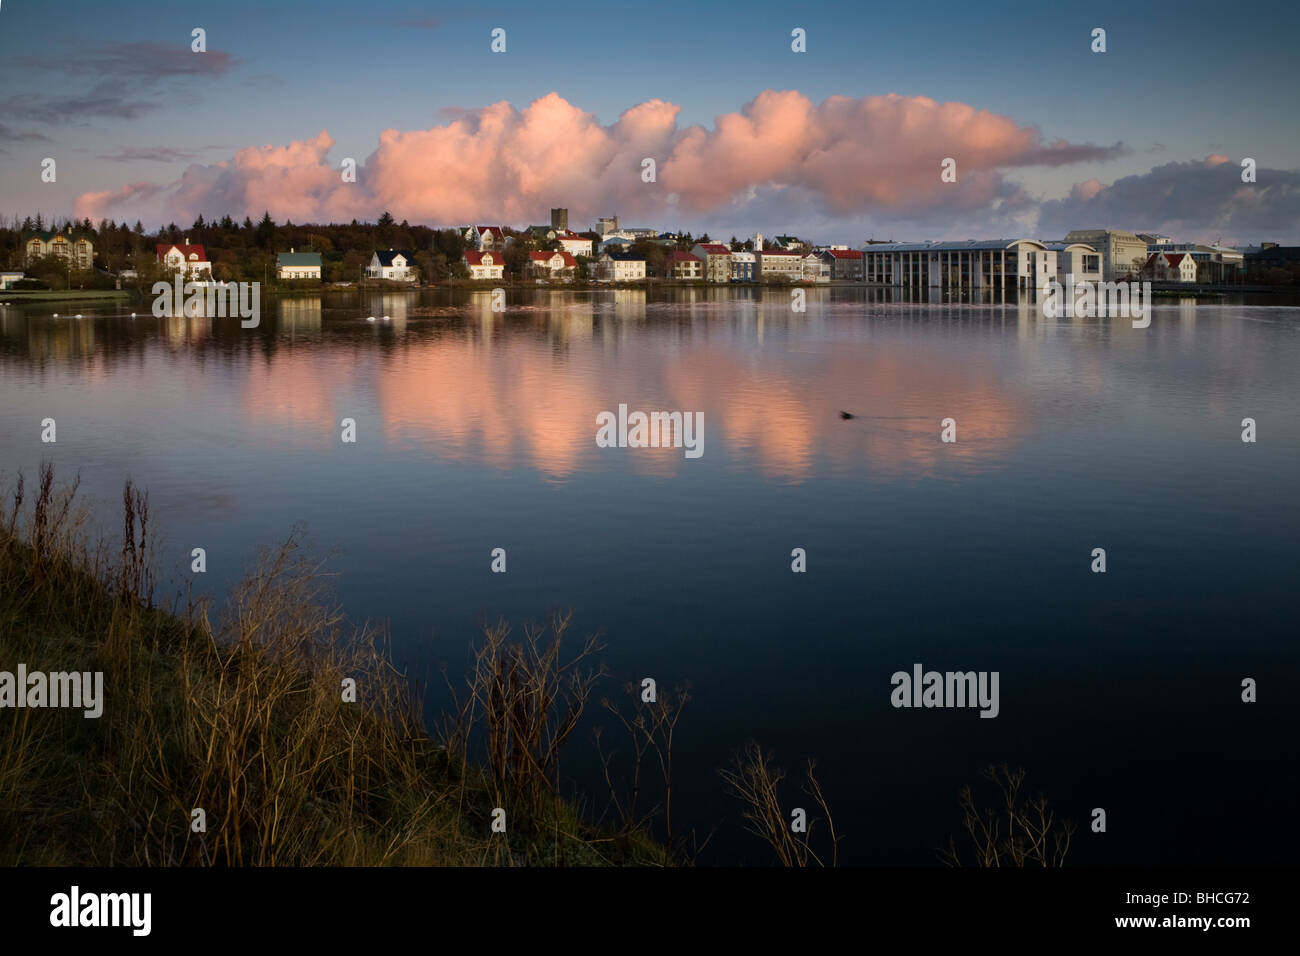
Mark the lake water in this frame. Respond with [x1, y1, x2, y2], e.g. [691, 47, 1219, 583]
[2, 286, 1297, 865]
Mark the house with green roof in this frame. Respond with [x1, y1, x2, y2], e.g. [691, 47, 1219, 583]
[276, 249, 322, 281]
[24, 230, 95, 270]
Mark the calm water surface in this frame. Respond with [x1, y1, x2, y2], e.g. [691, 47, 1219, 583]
[2, 287, 1296, 865]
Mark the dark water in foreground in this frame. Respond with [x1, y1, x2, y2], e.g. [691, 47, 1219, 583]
[1, 286, 1296, 865]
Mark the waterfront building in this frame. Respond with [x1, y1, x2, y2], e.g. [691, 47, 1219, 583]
[1143, 251, 1198, 282]
[463, 250, 504, 280]
[757, 249, 804, 280]
[690, 242, 732, 282]
[156, 241, 211, 280]
[1063, 229, 1149, 280]
[597, 249, 647, 282]
[860, 239, 1058, 290]
[730, 250, 756, 281]
[528, 250, 577, 281]
[1157, 243, 1244, 282]
[802, 252, 830, 282]
[554, 231, 593, 257]
[26, 230, 96, 270]
[1246, 244, 1300, 274]
[665, 250, 703, 279]
[1045, 242, 1102, 283]
[368, 249, 417, 281]
[821, 248, 864, 280]
[276, 249, 322, 280]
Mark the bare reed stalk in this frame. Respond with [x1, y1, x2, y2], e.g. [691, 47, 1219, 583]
[937, 763, 1075, 867]
[460, 612, 605, 827]
[596, 681, 690, 858]
[718, 740, 842, 867]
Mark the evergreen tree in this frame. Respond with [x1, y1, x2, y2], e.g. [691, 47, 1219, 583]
[256, 211, 275, 249]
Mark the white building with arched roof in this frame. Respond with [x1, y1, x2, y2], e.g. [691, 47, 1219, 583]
[859, 239, 1057, 290]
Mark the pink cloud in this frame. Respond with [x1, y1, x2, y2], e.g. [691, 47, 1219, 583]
[76, 90, 1122, 227]
[73, 181, 164, 221]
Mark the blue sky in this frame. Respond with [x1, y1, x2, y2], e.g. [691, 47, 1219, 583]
[2, 0, 1298, 242]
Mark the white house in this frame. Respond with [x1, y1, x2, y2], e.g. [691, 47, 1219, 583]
[463, 250, 505, 280]
[597, 250, 647, 282]
[156, 241, 211, 279]
[0, 272, 25, 289]
[276, 249, 322, 280]
[554, 231, 593, 257]
[665, 251, 703, 279]
[802, 252, 830, 283]
[367, 249, 417, 282]
[528, 250, 576, 281]
[464, 225, 508, 250]
[1144, 251, 1198, 282]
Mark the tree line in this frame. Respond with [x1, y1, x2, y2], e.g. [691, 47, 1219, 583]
[0, 211, 767, 288]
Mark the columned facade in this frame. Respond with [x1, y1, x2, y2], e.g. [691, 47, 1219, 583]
[860, 240, 1052, 292]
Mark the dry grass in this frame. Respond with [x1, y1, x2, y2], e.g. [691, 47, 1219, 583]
[0, 464, 651, 866]
[937, 763, 1075, 867]
[718, 740, 842, 867]
[594, 680, 694, 863]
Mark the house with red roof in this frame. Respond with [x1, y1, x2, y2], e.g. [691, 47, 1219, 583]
[665, 250, 703, 280]
[690, 243, 733, 282]
[464, 225, 508, 251]
[528, 250, 577, 281]
[1144, 251, 1197, 283]
[554, 230, 593, 257]
[820, 248, 865, 281]
[156, 240, 211, 279]
[463, 249, 505, 280]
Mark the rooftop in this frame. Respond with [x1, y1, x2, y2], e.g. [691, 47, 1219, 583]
[859, 239, 1050, 253]
[277, 252, 322, 266]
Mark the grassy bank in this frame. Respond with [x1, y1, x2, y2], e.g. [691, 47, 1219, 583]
[0, 465, 661, 866]
[0, 290, 131, 303]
